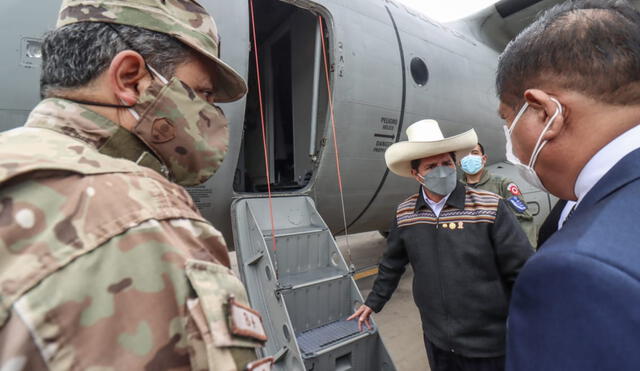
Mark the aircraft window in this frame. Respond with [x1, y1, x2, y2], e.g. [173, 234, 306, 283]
[25, 39, 42, 59]
[410, 57, 429, 86]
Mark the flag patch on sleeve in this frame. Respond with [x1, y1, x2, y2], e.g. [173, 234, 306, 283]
[507, 183, 522, 196]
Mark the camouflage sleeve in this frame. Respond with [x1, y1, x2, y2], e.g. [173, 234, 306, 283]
[499, 178, 539, 248]
[0, 218, 260, 371]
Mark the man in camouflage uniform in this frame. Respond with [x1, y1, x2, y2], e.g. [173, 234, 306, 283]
[459, 143, 538, 247]
[0, 1, 271, 370]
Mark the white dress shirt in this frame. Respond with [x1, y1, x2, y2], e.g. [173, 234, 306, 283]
[423, 187, 451, 217]
[558, 124, 640, 229]
[557, 200, 577, 230]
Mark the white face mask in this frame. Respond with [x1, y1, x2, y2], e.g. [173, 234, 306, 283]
[504, 97, 562, 192]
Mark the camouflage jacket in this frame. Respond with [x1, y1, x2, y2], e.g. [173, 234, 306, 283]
[0, 99, 263, 370]
[462, 170, 538, 247]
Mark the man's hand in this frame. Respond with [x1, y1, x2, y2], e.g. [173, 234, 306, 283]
[348, 304, 373, 331]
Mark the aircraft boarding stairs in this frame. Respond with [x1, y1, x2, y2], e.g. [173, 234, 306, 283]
[232, 196, 395, 371]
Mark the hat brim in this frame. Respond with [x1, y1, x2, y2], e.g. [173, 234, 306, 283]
[385, 129, 478, 178]
[183, 44, 248, 103]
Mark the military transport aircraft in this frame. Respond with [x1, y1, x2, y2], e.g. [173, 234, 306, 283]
[0, 0, 594, 369]
[0, 0, 573, 243]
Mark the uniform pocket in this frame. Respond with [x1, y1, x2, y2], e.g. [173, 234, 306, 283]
[184, 259, 267, 371]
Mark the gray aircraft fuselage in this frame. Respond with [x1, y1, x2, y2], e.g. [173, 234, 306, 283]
[0, 0, 554, 247]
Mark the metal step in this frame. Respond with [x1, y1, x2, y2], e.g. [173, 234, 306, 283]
[232, 196, 396, 371]
[263, 226, 326, 238]
[278, 266, 346, 289]
[297, 319, 372, 358]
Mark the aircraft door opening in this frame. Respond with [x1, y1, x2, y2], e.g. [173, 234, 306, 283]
[236, 0, 329, 193]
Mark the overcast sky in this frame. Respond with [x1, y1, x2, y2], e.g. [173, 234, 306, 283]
[396, 0, 500, 22]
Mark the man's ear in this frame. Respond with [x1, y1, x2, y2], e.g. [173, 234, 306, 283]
[410, 168, 421, 183]
[107, 50, 151, 105]
[523, 88, 566, 141]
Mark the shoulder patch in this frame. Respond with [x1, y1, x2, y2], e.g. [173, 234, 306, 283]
[507, 196, 528, 213]
[507, 183, 522, 196]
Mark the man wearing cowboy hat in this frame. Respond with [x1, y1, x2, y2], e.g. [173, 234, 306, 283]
[0, 1, 270, 370]
[349, 120, 533, 371]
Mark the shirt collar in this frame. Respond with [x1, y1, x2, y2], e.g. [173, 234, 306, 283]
[574, 124, 640, 204]
[26, 98, 120, 148]
[477, 169, 491, 186]
[24, 98, 166, 176]
[464, 169, 490, 187]
[424, 190, 450, 212]
[414, 182, 466, 213]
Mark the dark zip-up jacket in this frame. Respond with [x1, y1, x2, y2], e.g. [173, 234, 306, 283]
[365, 182, 533, 357]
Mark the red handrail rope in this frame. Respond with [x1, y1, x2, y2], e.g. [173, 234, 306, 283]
[249, 0, 278, 254]
[318, 15, 352, 266]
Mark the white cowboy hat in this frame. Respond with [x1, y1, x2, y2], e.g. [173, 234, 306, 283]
[385, 119, 478, 178]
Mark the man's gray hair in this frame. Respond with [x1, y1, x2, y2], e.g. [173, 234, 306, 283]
[40, 23, 192, 98]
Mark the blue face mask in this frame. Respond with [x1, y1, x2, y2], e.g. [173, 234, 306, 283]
[460, 154, 484, 175]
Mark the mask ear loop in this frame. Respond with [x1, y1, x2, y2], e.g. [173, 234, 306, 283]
[509, 102, 530, 135]
[418, 173, 426, 185]
[528, 97, 563, 167]
[147, 65, 169, 85]
[105, 25, 172, 121]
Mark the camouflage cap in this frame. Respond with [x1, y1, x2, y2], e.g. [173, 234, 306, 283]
[56, 0, 247, 103]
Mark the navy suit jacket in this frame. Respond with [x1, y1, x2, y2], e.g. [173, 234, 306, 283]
[506, 148, 640, 370]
